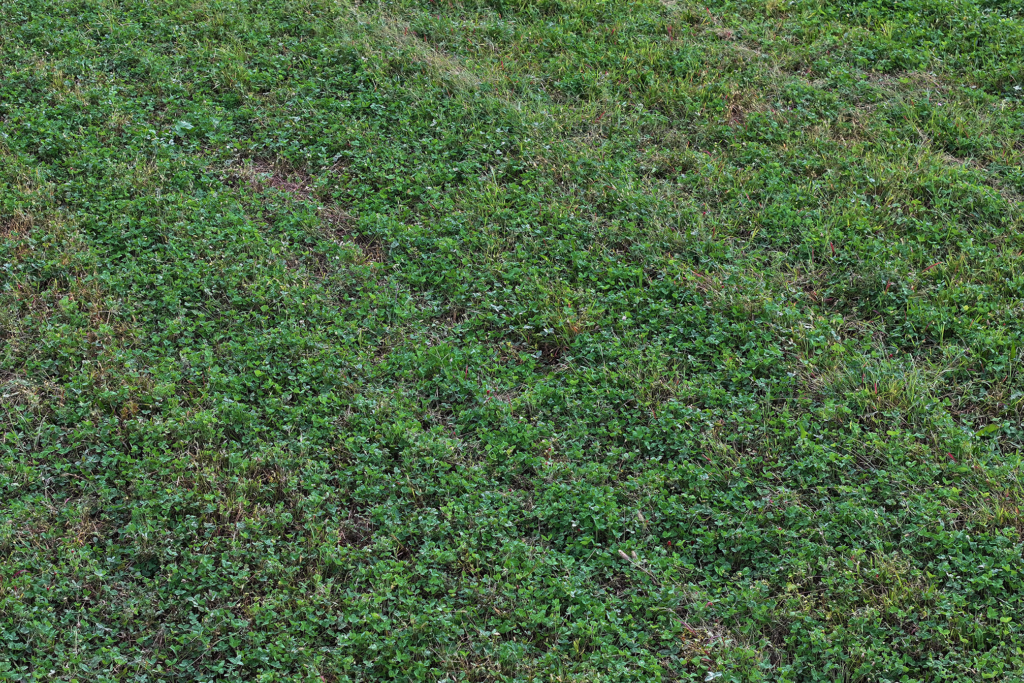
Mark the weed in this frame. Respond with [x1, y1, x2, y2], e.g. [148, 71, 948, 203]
[1, 0, 1024, 679]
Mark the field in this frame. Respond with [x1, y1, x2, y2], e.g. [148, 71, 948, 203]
[2, 0, 1024, 679]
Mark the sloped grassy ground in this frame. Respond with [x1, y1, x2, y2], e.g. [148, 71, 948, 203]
[2, 0, 1024, 679]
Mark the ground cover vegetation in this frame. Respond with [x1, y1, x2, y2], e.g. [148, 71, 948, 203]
[1, 0, 1024, 678]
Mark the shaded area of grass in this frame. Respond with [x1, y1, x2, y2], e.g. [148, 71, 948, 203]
[1, 0, 1023, 680]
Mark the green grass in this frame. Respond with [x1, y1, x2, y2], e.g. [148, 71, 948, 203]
[1, 0, 1024, 679]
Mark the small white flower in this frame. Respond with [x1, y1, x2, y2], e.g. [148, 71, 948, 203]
[1016, 85, 1022, 91]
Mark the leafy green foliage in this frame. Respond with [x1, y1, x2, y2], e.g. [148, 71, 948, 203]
[1, 0, 1023, 679]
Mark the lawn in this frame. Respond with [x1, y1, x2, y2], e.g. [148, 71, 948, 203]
[2, 0, 1024, 679]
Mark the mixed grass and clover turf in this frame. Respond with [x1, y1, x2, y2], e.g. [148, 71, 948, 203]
[2, 0, 1024, 679]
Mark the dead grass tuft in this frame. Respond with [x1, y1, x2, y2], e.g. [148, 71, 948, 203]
[1, 212, 34, 238]
[233, 158, 317, 201]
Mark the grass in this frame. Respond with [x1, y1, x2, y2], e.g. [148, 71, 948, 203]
[1, 0, 1024, 679]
